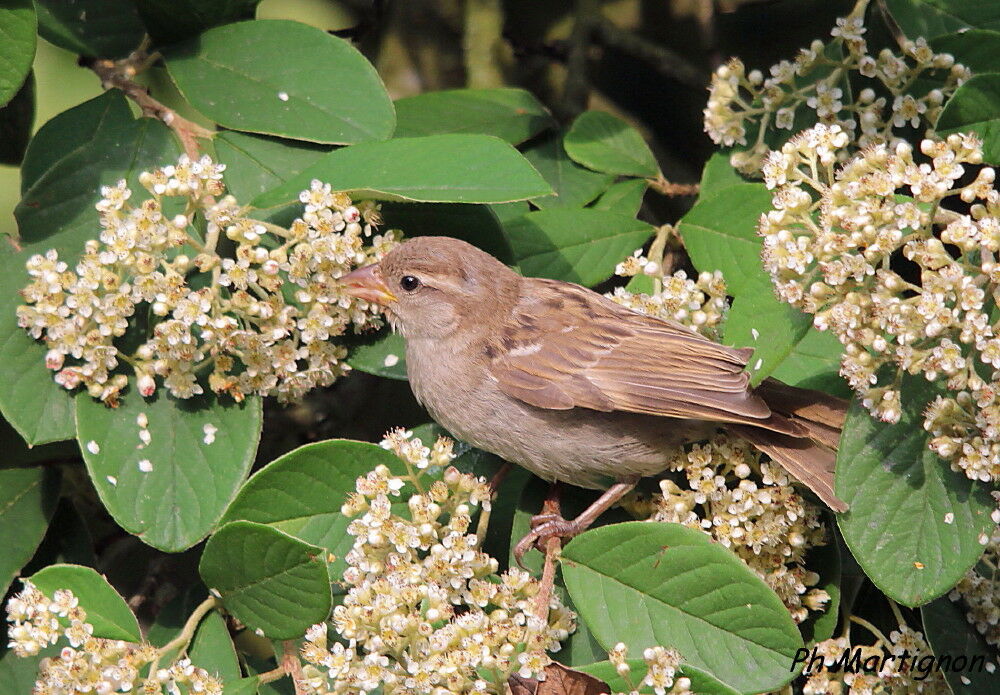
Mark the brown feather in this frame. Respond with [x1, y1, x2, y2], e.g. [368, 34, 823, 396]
[487, 279, 797, 430]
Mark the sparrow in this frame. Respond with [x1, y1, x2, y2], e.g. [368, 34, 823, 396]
[342, 236, 848, 560]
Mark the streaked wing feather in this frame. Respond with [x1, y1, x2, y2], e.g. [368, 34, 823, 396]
[488, 280, 772, 423]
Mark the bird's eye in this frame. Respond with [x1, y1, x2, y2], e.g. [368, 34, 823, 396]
[400, 275, 421, 292]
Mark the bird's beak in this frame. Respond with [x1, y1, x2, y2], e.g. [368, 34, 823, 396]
[341, 263, 397, 305]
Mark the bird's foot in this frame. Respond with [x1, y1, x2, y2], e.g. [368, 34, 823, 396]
[514, 514, 582, 568]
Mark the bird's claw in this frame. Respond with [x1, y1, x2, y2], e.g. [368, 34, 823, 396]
[513, 515, 581, 569]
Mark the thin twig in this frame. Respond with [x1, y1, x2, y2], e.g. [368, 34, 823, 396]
[648, 175, 700, 197]
[85, 47, 213, 159]
[532, 492, 562, 622]
[592, 22, 709, 89]
[150, 596, 218, 673]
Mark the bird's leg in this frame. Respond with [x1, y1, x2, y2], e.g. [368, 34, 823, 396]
[514, 478, 638, 568]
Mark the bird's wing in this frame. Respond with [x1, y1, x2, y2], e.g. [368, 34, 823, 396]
[485, 279, 773, 424]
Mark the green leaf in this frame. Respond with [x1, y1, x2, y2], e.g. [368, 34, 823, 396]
[253, 134, 552, 207]
[1, 92, 177, 446]
[215, 130, 331, 202]
[883, 0, 1000, 39]
[379, 202, 513, 263]
[345, 329, 408, 380]
[221, 440, 405, 584]
[937, 74, 1000, 164]
[724, 282, 847, 394]
[393, 88, 554, 144]
[224, 677, 260, 695]
[561, 522, 804, 694]
[505, 208, 655, 286]
[134, 0, 261, 45]
[30, 564, 141, 642]
[677, 183, 772, 297]
[0, 467, 60, 596]
[20, 91, 133, 193]
[836, 376, 996, 607]
[34, 0, 145, 58]
[165, 20, 394, 145]
[699, 150, 746, 197]
[199, 521, 331, 640]
[522, 133, 613, 209]
[930, 29, 1000, 74]
[563, 111, 659, 178]
[576, 660, 741, 695]
[75, 385, 263, 552]
[0, 71, 34, 165]
[0, 646, 49, 695]
[0, 0, 35, 108]
[922, 594, 998, 693]
[190, 610, 242, 683]
[590, 178, 647, 217]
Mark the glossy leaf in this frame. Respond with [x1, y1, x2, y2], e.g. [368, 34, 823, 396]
[215, 130, 331, 202]
[0, 645, 48, 694]
[836, 377, 996, 606]
[199, 521, 331, 639]
[884, 0, 1000, 39]
[724, 281, 847, 395]
[0, 71, 34, 165]
[3, 94, 175, 446]
[922, 593, 998, 693]
[0, 467, 60, 595]
[31, 564, 141, 642]
[379, 202, 513, 263]
[930, 29, 1000, 74]
[504, 208, 655, 286]
[19, 90, 133, 193]
[563, 111, 659, 178]
[937, 74, 1000, 164]
[698, 150, 745, 197]
[345, 329, 408, 381]
[0, 0, 35, 108]
[221, 440, 405, 584]
[677, 183, 773, 296]
[253, 134, 552, 207]
[522, 133, 614, 209]
[590, 178, 647, 217]
[165, 20, 394, 144]
[577, 660, 740, 695]
[393, 88, 553, 144]
[190, 611, 242, 683]
[135, 0, 261, 44]
[34, 0, 144, 58]
[562, 522, 804, 693]
[76, 385, 263, 552]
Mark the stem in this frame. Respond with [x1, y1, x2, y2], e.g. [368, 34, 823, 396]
[86, 47, 213, 160]
[151, 596, 218, 671]
[463, 0, 506, 88]
[849, 615, 891, 647]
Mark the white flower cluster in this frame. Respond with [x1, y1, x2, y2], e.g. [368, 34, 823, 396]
[950, 522, 1000, 648]
[18, 154, 399, 405]
[298, 432, 576, 694]
[607, 643, 692, 695]
[5, 581, 222, 695]
[759, 122, 1000, 482]
[704, 2, 970, 173]
[653, 434, 829, 623]
[803, 627, 949, 694]
[609, 248, 728, 340]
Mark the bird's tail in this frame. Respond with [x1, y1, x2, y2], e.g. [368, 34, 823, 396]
[727, 379, 849, 513]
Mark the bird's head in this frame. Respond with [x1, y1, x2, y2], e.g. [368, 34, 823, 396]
[341, 236, 518, 339]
